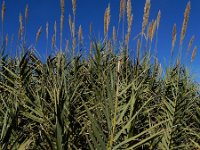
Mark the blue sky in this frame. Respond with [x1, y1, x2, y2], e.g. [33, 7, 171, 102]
[1, 0, 200, 81]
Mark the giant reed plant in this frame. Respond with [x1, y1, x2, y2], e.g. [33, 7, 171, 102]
[0, 0, 200, 149]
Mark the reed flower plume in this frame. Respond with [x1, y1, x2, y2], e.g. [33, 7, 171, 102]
[156, 10, 161, 29]
[54, 21, 57, 44]
[78, 25, 83, 45]
[113, 26, 117, 44]
[171, 24, 177, 54]
[1, 1, 5, 38]
[65, 40, 69, 53]
[127, 0, 132, 24]
[191, 46, 197, 62]
[90, 42, 93, 55]
[60, 0, 65, 49]
[18, 13, 23, 39]
[60, 0, 64, 15]
[52, 34, 55, 48]
[104, 4, 111, 37]
[35, 26, 42, 45]
[1, 1, 5, 24]
[46, 22, 49, 42]
[187, 35, 195, 53]
[142, 0, 151, 35]
[126, 0, 133, 43]
[119, 0, 126, 22]
[5, 33, 8, 46]
[90, 22, 92, 36]
[72, 0, 76, 17]
[107, 40, 112, 51]
[72, 22, 75, 37]
[180, 1, 191, 46]
[25, 4, 29, 22]
[147, 20, 155, 42]
[149, 20, 156, 42]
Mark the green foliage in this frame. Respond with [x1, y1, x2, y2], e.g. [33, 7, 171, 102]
[0, 46, 199, 149]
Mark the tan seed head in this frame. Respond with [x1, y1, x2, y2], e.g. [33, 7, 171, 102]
[127, 0, 133, 42]
[65, 40, 69, 53]
[104, 4, 111, 37]
[156, 10, 161, 29]
[119, 0, 126, 22]
[172, 24, 177, 53]
[142, 0, 151, 35]
[72, 0, 76, 17]
[35, 26, 42, 44]
[187, 35, 195, 53]
[52, 34, 55, 48]
[191, 46, 197, 62]
[46, 22, 49, 40]
[180, 1, 191, 45]
[18, 13, 23, 38]
[113, 26, 117, 43]
[78, 25, 83, 45]
[5, 33, 8, 46]
[1, 1, 5, 24]
[25, 4, 29, 22]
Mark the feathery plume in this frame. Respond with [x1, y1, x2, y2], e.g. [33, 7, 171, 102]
[104, 4, 111, 37]
[72, 22, 75, 37]
[119, 0, 126, 22]
[25, 4, 29, 22]
[54, 21, 57, 43]
[147, 20, 156, 42]
[65, 40, 69, 53]
[150, 20, 156, 42]
[127, 0, 133, 43]
[5, 33, 8, 46]
[176, 59, 180, 67]
[180, 1, 191, 45]
[107, 40, 112, 51]
[113, 26, 117, 43]
[60, 0, 65, 15]
[60, 0, 65, 49]
[156, 10, 161, 29]
[90, 42, 93, 55]
[52, 34, 55, 48]
[146, 22, 151, 41]
[191, 46, 197, 62]
[1, 1, 5, 38]
[72, 0, 76, 17]
[18, 13, 23, 39]
[142, 0, 151, 35]
[78, 25, 83, 45]
[46, 22, 49, 41]
[171, 24, 177, 53]
[72, 37, 76, 56]
[127, 0, 132, 24]
[187, 35, 195, 53]
[35, 26, 42, 45]
[1, 1, 5, 24]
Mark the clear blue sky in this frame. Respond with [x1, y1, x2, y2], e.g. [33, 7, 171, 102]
[1, 0, 200, 81]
